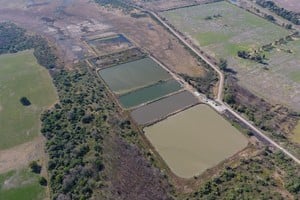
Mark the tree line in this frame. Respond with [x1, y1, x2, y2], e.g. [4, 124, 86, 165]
[0, 22, 57, 69]
[256, 0, 300, 25]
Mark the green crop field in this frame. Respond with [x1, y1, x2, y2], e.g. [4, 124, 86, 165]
[144, 104, 248, 178]
[163, 1, 290, 57]
[0, 168, 46, 200]
[0, 50, 57, 150]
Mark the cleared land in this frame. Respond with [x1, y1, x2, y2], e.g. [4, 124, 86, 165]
[98, 57, 171, 95]
[0, 136, 45, 174]
[144, 104, 248, 178]
[131, 90, 198, 125]
[118, 79, 182, 109]
[163, 1, 300, 110]
[0, 50, 57, 150]
[273, 0, 300, 12]
[87, 34, 133, 56]
[0, 168, 46, 200]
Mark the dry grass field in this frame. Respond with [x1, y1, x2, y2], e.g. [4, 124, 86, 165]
[273, 0, 300, 12]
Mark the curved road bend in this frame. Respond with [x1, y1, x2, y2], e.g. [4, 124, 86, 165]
[149, 11, 300, 165]
[149, 11, 224, 102]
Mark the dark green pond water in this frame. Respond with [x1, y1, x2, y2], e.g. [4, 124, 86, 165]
[118, 79, 182, 109]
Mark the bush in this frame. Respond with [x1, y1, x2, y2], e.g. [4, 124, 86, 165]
[20, 97, 31, 106]
[29, 161, 42, 174]
[39, 177, 48, 186]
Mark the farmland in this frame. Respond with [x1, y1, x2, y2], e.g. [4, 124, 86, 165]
[162, 1, 300, 111]
[0, 168, 46, 200]
[98, 57, 171, 95]
[144, 104, 248, 178]
[230, 38, 300, 111]
[131, 90, 198, 125]
[162, 1, 290, 58]
[0, 50, 57, 150]
[119, 79, 182, 109]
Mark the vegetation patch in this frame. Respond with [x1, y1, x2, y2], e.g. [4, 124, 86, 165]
[0, 50, 57, 150]
[185, 149, 300, 199]
[0, 168, 46, 200]
[256, 0, 300, 25]
[41, 64, 172, 199]
[20, 97, 31, 106]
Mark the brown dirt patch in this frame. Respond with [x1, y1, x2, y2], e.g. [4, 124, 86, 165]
[0, 136, 45, 174]
[273, 0, 300, 13]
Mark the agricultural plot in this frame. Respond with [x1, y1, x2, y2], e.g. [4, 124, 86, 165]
[98, 57, 171, 95]
[119, 79, 182, 109]
[87, 34, 133, 56]
[131, 90, 198, 125]
[144, 104, 248, 178]
[0, 168, 46, 200]
[163, 1, 300, 111]
[162, 1, 290, 58]
[229, 38, 300, 111]
[0, 50, 57, 150]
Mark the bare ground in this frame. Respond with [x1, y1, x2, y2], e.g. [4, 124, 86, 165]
[0, 0, 205, 77]
[126, 0, 216, 11]
[0, 136, 46, 174]
[273, 0, 300, 13]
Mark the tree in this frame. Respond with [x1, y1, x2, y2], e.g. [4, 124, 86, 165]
[224, 93, 235, 104]
[39, 177, 48, 186]
[219, 58, 228, 71]
[20, 97, 31, 106]
[29, 161, 42, 174]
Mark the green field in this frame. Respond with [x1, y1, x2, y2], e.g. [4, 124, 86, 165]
[118, 79, 182, 109]
[98, 57, 171, 95]
[0, 50, 57, 150]
[0, 168, 46, 200]
[163, 1, 300, 111]
[144, 104, 248, 178]
[163, 1, 289, 57]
